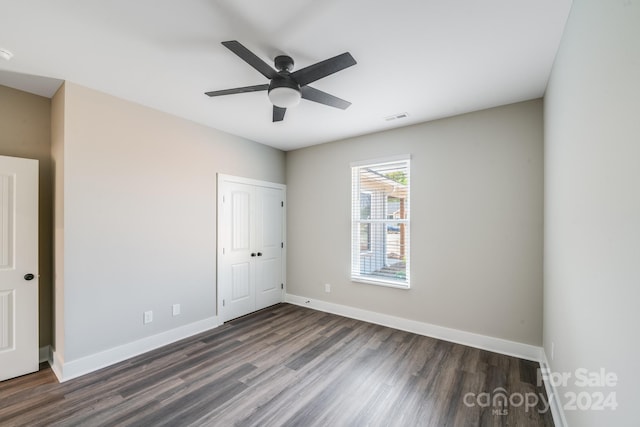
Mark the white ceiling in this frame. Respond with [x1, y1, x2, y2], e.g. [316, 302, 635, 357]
[0, 0, 572, 151]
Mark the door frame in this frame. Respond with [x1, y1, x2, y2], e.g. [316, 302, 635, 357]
[216, 174, 286, 321]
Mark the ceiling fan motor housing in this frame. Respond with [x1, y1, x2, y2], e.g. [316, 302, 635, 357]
[274, 55, 294, 72]
[268, 76, 299, 93]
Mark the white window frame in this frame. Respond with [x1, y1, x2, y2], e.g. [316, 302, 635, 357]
[351, 155, 411, 289]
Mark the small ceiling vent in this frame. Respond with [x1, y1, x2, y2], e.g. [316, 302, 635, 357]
[384, 112, 409, 122]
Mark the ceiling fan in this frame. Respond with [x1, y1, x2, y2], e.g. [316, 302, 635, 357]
[205, 41, 357, 122]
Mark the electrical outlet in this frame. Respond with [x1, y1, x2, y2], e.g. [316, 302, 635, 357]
[324, 283, 331, 293]
[172, 304, 181, 316]
[143, 310, 153, 324]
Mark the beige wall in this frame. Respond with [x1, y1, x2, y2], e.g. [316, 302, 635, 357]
[0, 84, 53, 348]
[286, 99, 543, 345]
[544, 0, 639, 425]
[54, 82, 285, 362]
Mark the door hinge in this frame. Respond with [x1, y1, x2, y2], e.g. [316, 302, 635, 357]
[222, 299, 225, 307]
[222, 247, 225, 255]
[281, 242, 284, 249]
[222, 195, 225, 203]
[281, 283, 284, 289]
[281, 201, 284, 207]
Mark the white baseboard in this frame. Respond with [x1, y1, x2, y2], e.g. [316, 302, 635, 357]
[285, 293, 543, 362]
[539, 350, 568, 427]
[50, 349, 64, 381]
[50, 316, 221, 382]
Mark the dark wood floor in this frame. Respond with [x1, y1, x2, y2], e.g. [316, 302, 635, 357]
[0, 304, 553, 427]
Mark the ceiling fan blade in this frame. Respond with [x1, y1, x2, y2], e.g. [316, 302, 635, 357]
[292, 52, 356, 87]
[205, 84, 269, 97]
[222, 41, 277, 80]
[301, 86, 351, 110]
[273, 106, 286, 122]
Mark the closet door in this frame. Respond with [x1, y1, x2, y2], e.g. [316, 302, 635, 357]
[255, 186, 284, 310]
[218, 176, 285, 322]
[221, 181, 256, 321]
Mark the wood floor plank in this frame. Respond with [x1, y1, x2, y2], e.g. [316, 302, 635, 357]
[0, 304, 554, 427]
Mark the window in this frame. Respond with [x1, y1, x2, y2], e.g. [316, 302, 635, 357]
[351, 156, 410, 288]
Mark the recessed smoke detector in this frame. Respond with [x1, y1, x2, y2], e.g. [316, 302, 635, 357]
[0, 48, 14, 61]
[384, 112, 409, 122]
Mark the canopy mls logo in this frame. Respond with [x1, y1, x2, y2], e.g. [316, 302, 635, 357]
[463, 387, 551, 416]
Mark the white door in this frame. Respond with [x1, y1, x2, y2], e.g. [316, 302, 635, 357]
[255, 187, 284, 310]
[218, 176, 284, 322]
[221, 182, 256, 321]
[0, 155, 39, 382]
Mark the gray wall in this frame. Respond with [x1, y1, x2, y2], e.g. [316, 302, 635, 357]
[544, 0, 639, 425]
[286, 99, 543, 345]
[0, 85, 53, 348]
[54, 82, 285, 362]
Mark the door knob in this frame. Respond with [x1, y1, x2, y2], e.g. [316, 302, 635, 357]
[24, 273, 35, 281]
[251, 253, 256, 257]
[257, 252, 263, 256]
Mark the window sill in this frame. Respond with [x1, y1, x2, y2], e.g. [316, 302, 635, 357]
[351, 276, 410, 290]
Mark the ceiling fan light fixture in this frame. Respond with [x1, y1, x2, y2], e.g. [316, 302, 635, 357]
[268, 86, 301, 108]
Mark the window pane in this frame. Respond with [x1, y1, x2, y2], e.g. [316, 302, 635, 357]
[360, 223, 370, 251]
[360, 193, 371, 220]
[384, 222, 407, 281]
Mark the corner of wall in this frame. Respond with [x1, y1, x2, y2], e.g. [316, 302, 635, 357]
[538, 350, 569, 427]
[50, 81, 66, 364]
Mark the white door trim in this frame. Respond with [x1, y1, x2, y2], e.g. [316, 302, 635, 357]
[217, 174, 286, 321]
